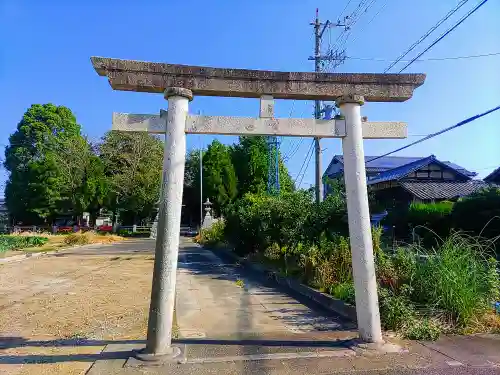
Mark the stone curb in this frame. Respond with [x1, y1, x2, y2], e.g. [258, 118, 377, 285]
[210, 246, 357, 322]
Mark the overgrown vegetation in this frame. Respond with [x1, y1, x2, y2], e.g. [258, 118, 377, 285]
[385, 188, 500, 248]
[195, 220, 226, 248]
[197, 188, 500, 340]
[0, 235, 48, 252]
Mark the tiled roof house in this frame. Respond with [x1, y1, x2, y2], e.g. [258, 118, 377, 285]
[484, 167, 500, 184]
[323, 155, 491, 203]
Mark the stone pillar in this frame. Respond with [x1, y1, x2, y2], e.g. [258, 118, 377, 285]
[337, 94, 383, 343]
[143, 88, 192, 358]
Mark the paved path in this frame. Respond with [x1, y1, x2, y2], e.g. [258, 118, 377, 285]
[175, 238, 353, 340]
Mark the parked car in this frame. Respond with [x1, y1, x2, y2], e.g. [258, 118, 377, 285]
[97, 225, 113, 232]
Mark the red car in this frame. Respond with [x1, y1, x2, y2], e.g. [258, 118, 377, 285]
[97, 225, 113, 232]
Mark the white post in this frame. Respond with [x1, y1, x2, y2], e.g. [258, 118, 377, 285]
[144, 87, 192, 357]
[338, 94, 383, 343]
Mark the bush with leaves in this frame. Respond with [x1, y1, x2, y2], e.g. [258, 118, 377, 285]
[197, 220, 226, 248]
[409, 201, 454, 246]
[224, 191, 313, 256]
[451, 187, 500, 241]
[378, 287, 416, 331]
[0, 236, 48, 252]
[330, 282, 355, 305]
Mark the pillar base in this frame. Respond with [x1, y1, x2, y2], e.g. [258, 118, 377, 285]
[347, 338, 408, 356]
[127, 346, 184, 367]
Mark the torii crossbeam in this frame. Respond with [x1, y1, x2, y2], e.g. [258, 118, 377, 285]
[91, 56, 425, 359]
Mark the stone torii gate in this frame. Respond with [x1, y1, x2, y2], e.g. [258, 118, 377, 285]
[91, 57, 425, 359]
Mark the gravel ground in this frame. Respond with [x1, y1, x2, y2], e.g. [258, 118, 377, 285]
[0, 241, 155, 375]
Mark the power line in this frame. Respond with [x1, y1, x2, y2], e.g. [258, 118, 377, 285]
[294, 140, 314, 186]
[398, 0, 490, 72]
[284, 137, 304, 161]
[297, 141, 316, 188]
[366, 104, 500, 164]
[348, 0, 389, 46]
[347, 51, 500, 62]
[339, 0, 354, 19]
[384, 0, 470, 72]
[335, 0, 377, 47]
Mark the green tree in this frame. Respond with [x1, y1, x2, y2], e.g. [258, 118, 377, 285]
[230, 136, 294, 197]
[202, 140, 237, 215]
[182, 150, 202, 226]
[99, 131, 163, 225]
[48, 136, 106, 223]
[81, 154, 109, 226]
[4, 104, 83, 224]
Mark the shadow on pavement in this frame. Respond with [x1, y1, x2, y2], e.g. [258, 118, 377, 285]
[0, 337, 145, 350]
[0, 351, 133, 364]
[174, 338, 351, 348]
[179, 244, 355, 333]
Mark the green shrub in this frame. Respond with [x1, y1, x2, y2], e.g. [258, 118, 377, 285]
[403, 318, 443, 341]
[412, 232, 499, 327]
[330, 282, 355, 305]
[304, 193, 348, 242]
[379, 288, 416, 331]
[452, 187, 500, 241]
[384, 201, 454, 243]
[198, 220, 226, 248]
[0, 236, 49, 252]
[317, 234, 352, 285]
[392, 247, 417, 285]
[118, 229, 150, 238]
[408, 201, 454, 246]
[225, 191, 314, 256]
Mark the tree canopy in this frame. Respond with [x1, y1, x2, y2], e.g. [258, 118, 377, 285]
[3, 105, 296, 226]
[4, 104, 87, 223]
[99, 131, 163, 225]
[182, 136, 295, 225]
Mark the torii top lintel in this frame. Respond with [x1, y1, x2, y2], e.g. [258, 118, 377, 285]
[91, 57, 425, 102]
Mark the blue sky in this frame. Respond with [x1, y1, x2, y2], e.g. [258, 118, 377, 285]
[1, 0, 499, 193]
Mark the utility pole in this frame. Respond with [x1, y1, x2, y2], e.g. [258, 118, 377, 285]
[310, 8, 347, 203]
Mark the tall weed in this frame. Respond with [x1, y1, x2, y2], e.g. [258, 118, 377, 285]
[412, 232, 499, 326]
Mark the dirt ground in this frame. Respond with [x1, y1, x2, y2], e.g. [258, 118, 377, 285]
[0, 244, 155, 375]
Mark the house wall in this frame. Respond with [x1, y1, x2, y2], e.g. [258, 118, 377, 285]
[402, 162, 468, 181]
[371, 186, 414, 208]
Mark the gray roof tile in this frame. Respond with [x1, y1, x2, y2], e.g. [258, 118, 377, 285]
[399, 180, 492, 200]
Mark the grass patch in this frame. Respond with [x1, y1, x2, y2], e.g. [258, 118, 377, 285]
[0, 235, 48, 252]
[0, 231, 125, 256]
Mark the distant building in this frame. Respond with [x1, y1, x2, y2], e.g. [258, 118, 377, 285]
[323, 155, 491, 205]
[484, 167, 500, 185]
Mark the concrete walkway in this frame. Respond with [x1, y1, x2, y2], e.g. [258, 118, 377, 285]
[174, 239, 354, 340]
